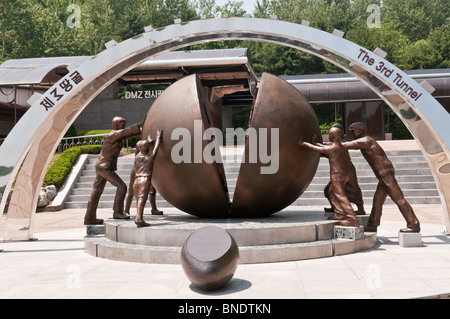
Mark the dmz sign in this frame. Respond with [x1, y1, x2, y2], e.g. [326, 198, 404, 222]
[124, 90, 164, 99]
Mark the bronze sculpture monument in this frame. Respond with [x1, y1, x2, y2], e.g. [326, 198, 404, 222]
[322, 124, 365, 215]
[345, 122, 420, 233]
[132, 129, 163, 228]
[296, 127, 359, 227]
[84, 116, 146, 225]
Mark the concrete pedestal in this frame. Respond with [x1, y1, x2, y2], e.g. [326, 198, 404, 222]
[84, 210, 378, 264]
[334, 226, 365, 240]
[86, 225, 105, 236]
[399, 232, 422, 247]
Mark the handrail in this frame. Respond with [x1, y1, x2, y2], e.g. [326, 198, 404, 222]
[0, 134, 131, 154]
[57, 133, 130, 154]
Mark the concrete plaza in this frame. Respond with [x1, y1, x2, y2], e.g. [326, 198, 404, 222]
[0, 204, 449, 299]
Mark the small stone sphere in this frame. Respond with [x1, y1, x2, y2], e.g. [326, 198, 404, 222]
[181, 226, 239, 291]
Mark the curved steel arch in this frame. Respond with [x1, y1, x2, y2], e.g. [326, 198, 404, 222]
[0, 17, 449, 240]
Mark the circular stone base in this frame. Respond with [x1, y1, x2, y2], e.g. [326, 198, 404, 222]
[84, 208, 377, 264]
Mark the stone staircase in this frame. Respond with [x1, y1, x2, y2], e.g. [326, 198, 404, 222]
[64, 148, 441, 210]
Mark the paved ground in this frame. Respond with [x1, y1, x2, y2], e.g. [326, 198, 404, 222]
[0, 204, 449, 300]
[1, 139, 449, 300]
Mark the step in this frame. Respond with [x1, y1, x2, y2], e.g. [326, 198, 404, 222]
[310, 175, 436, 184]
[64, 200, 174, 209]
[69, 149, 439, 211]
[66, 194, 441, 210]
[87, 156, 429, 168]
[84, 210, 378, 264]
[67, 193, 167, 202]
[85, 234, 377, 264]
[310, 168, 432, 178]
[304, 182, 438, 191]
[293, 196, 441, 206]
[345, 156, 427, 163]
[82, 162, 244, 170]
[317, 162, 430, 170]
[87, 157, 246, 165]
[299, 189, 439, 198]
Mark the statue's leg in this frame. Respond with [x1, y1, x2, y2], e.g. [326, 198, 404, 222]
[330, 174, 358, 227]
[124, 166, 136, 215]
[383, 174, 420, 232]
[323, 180, 334, 212]
[102, 170, 129, 219]
[149, 184, 163, 215]
[328, 186, 345, 220]
[346, 166, 365, 215]
[84, 174, 107, 225]
[135, 195, 150, 227]
[134, 178, 150, 227]
[367, 181, 387, 231]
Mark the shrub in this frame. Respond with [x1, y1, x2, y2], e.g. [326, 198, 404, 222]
[320, 122, 335, 135]
[44, 145, 102, 189]
[77, 129, 112, 136]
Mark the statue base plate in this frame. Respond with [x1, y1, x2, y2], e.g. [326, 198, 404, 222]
[334, 225, 365, 240]
[86, 225, 105, 236]
[399, 231, 422, 247]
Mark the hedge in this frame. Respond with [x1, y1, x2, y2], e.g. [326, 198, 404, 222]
[44, 145, 102, 189]
[77, 129, 112, 136]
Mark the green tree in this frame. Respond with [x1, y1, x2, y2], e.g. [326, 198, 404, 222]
[195, 0, 219, 18]
[247, 42, 326, 76]
[381, 0, 450, 42]
[397, 26, 450, 70]
[346, 21, 411, 67]
[1, 0, 448, 74]
[218, 0, 246, 17]
[0, 0, 38, 61]
[191, 0, 245, 50]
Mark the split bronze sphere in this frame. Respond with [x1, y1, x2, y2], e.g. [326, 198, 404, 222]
[142, 72, 321, 218]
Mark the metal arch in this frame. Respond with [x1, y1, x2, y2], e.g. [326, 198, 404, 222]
[0, 17, 449, 240]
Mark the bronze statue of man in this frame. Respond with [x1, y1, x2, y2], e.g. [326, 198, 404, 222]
[84, 116, 146, 225]
[322, 124, 365, 215]
[132, 129, 163, 227]
[344, 122, 420, 233]
[296, 127, 359, 227]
